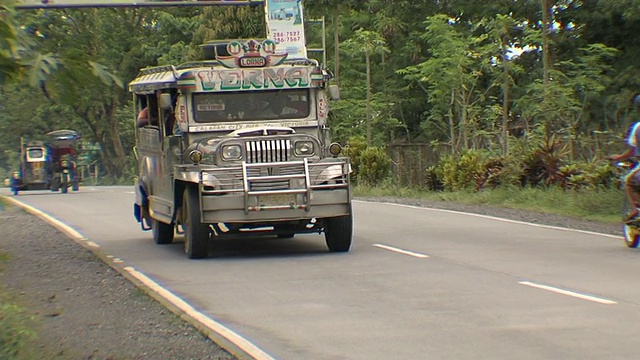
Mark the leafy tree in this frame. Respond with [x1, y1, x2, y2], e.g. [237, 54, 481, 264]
[342, 29, 389, 146]
[398, 14, 498, 154]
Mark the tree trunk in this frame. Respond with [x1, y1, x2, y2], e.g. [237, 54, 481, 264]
[502, 40, 510, 156]
[541, 0, 552, 138]
[366, 52, 372, 146]
[333, 9, 340, 88]
[449, 89, 456, 155]
[541, 0, 550, 87]
[107, 96, 126, 178]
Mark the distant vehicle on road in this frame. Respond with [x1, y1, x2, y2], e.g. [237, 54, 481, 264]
[10, 130, 81, 195]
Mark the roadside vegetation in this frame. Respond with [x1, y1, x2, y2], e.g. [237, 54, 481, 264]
[354, 185, 622, 225]
[349, 132, 625, 225]
[0, 198, 36, 360]
[0, 253, 36, 360]
[1, 1, 639, 186]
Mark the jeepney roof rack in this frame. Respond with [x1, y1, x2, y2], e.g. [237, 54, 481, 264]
[137, 65, 178, 77]
[175, 61, 219, 70]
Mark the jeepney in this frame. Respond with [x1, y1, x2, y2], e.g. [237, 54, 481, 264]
[129, 39, 352, 259]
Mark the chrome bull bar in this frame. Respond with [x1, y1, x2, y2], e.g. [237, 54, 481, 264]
[242, 158, 312, 213]
[200, 158, 349, 214]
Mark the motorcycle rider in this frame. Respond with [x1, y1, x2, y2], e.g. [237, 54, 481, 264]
[610, 94, 640, 222]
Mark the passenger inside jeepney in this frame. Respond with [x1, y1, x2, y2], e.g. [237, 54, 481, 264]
[137, 107, 149, 127]
[136, 96, 159, 127]
[163, 93, 180, 136]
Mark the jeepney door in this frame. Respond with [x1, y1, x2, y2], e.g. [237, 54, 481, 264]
[153, 93, 180, 221]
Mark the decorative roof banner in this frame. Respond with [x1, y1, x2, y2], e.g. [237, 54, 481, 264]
[265, 0, 307, 60]
[215, 39, 287, 69]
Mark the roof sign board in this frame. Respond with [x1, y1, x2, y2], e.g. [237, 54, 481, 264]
[264, 0, 306, 59]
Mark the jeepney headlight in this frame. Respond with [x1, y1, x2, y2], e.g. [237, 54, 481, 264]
[329, 142, 342, 156]
[189, 150, 203, 164]
[294, 140, 314, 156]
[221, 144, 242, 161]
[316, 164, 344, 183]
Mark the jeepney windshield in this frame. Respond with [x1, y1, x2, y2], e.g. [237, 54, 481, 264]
[193, 89, 310, 123]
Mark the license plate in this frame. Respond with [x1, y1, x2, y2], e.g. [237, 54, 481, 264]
[259, 194, 296, 207]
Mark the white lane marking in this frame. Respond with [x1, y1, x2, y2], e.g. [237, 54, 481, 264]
[519, 281, 617, 305]
[373, 244, 429, 258]
[354, 200, 620, 239]
[124, 267, 276, 360]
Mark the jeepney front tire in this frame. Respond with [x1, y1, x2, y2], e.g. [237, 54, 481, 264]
[324, 211, 353, 253]
[182, 187, 209, 259]
[152, 218, 174, 245]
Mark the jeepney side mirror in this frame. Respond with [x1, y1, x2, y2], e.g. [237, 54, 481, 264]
[159, 93, 172, 110]
[328, 85, 340, 101]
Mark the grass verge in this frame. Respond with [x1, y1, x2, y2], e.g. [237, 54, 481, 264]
[0, 201, 37, 360]
[0, 253, 36, 360]
[353, 185, 624, 224]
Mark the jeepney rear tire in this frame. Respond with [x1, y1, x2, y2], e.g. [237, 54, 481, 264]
[72, 181, 79, 191]
[324, 208, 353, 253]
[182, 186, 209, 259]
[152, 218, 174, 245]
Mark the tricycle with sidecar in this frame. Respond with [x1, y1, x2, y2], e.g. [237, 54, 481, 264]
[10, 130, 81, 195]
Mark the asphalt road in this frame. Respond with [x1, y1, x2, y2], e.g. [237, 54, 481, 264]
[4, 186, 640, 360]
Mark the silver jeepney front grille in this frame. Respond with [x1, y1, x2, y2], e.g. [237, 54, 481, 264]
[245, 139, 291, 163]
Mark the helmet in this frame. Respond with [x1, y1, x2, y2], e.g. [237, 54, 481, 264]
[634, 95, 640, 109]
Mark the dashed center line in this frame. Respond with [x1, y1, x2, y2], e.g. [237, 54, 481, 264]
[373, 244, 429, 258]
[519, 281, 617, 305]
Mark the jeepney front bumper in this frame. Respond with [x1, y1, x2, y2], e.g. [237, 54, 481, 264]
[189, 158, 351, 223]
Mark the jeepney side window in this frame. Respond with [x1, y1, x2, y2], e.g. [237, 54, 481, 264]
[136, 95, 159, 128]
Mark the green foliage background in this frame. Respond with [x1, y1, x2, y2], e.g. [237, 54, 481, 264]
[1, 0, 639, 187]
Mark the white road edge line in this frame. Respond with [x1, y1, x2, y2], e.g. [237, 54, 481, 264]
[124, 267, 276, 360]
[373, 244, 429, 258]
[4, 197, 89, 243]
[518, 281, 617, 305]
[354, 200, 620, 239]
